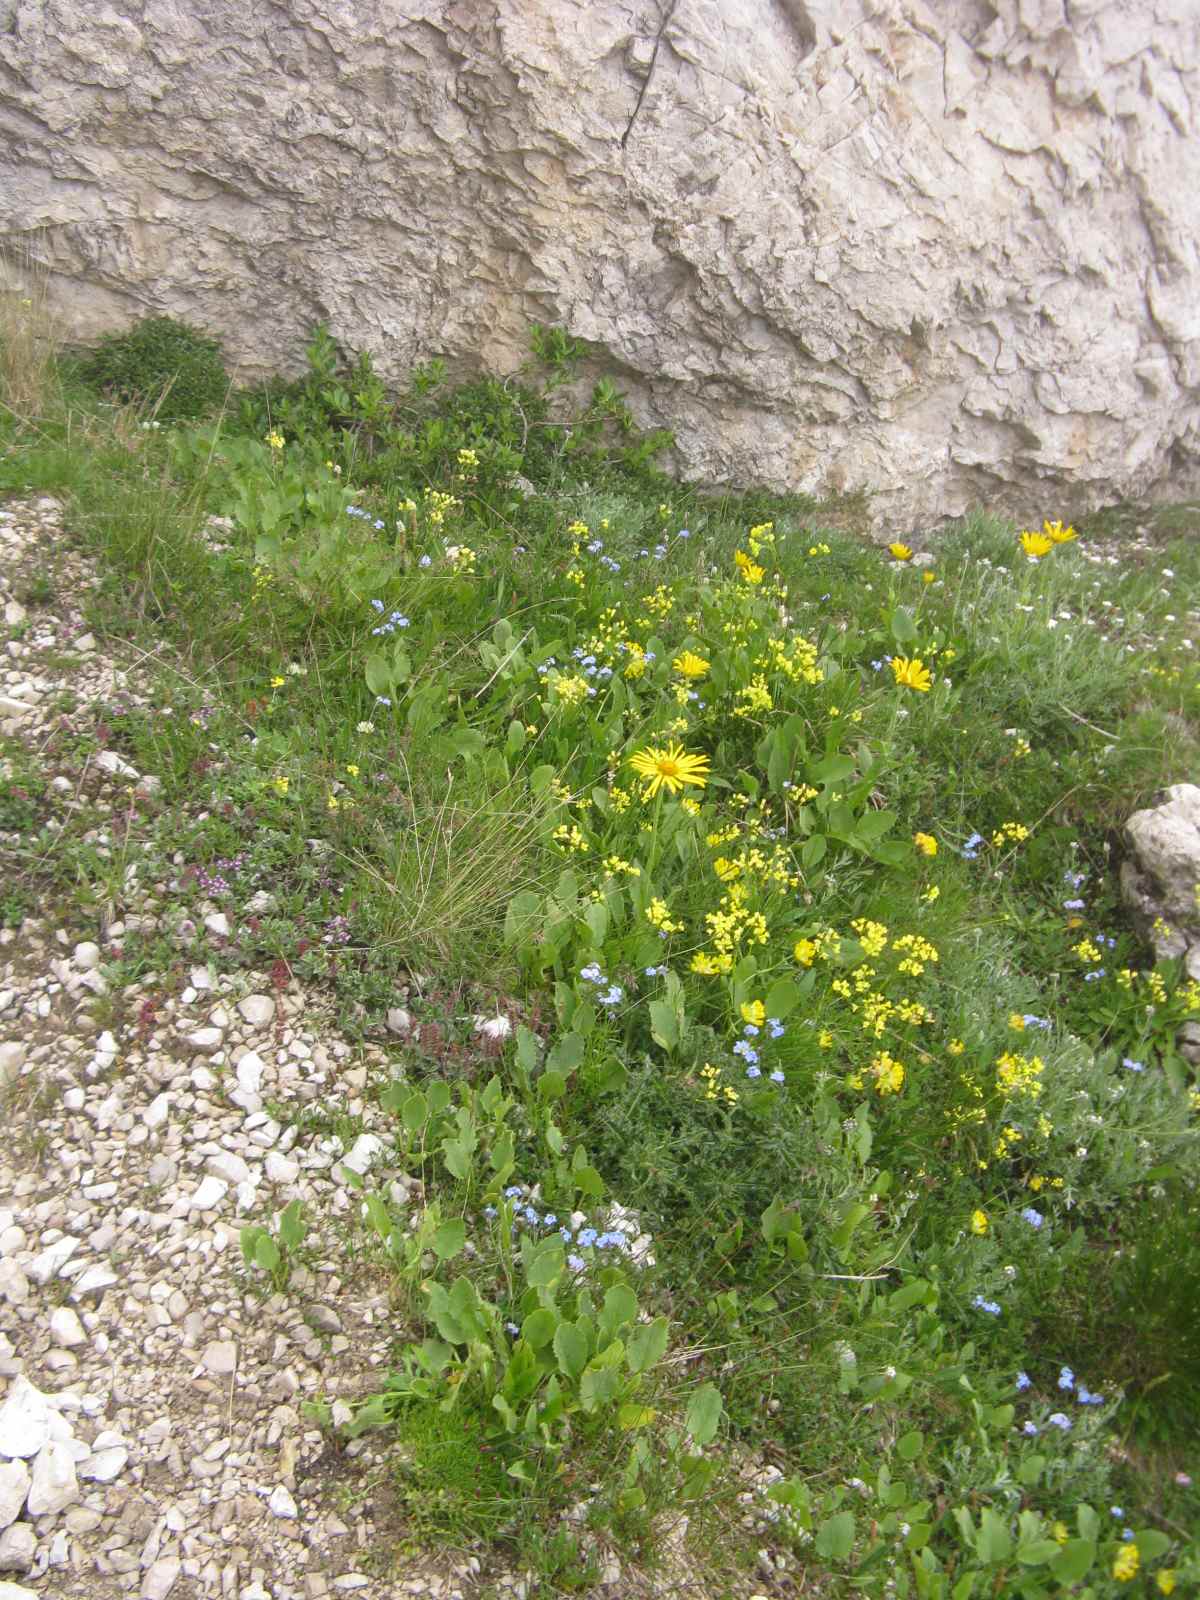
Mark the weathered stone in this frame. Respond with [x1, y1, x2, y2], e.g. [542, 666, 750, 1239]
[0, 1378, 51, 1459]
[1121, 784, 1200, 959]
[0, 1524, 35, 1574]
[26, 1438, 78, 1516]
[2, 2, 1198, 526]
[0, 1461, 29, 1531]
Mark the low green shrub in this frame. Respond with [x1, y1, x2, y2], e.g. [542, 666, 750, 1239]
[79, 314, 229, 421]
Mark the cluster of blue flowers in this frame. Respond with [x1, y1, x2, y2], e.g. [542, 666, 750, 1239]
[961, 831, 985, 860]
[579, 963, 623, 1007]
[1020, 1014, 1052, 1031]
[972, 1295, 1001, 1315]
[1021, 1206, 1044, 1228]
[369, 599, 409, 635]
[1015, 1365, 1107, 1433]
[347, 505, 386, 531]
[485, 1186, 633, 1277]
[732, 1017, 787, 1084]
[569, 646, 614, 681]
[583, 537, 621, 573]
[1122, 1057, 1145, 1073]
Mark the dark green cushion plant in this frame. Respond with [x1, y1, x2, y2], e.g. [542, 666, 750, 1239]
[79, 314, 229, 422]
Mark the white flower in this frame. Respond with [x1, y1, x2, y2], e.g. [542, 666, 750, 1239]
[474, 1014, 512, 1043]
[356, 721, 376, 734]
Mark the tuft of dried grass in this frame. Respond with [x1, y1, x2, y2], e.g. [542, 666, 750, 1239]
[0, 252, 61, 421]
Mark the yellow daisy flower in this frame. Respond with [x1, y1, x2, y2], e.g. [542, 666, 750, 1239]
[628, 742, 711, 798]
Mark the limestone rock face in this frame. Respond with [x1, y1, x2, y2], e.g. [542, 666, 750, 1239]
[2, 0, 1199, 528]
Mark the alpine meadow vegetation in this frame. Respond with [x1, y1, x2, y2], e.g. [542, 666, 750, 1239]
[2, 298, 1199, 1598]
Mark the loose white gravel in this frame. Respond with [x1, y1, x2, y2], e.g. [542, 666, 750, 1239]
[0, 499, 523, 1600]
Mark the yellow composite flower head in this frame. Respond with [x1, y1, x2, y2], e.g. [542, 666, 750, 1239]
[970, 1209, 989, 1236]
[628, 741, 711, 798]
[1019, 529, 1054, 559]
[888, 542, 913, 561]
[891, 656, 932, 692]
[913, 832, 937, 857]
[673, 650, 710, 679]
[1043, 519, 1077, 544]
[740, 1000, 765, 1029]
[733, 549, 765, 584]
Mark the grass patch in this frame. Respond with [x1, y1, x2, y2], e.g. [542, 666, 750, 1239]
[3, 304, 1199, 1596]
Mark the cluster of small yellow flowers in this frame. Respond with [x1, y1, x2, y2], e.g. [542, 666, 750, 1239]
[793, 938, 817, 967]
[326, 792, 340, 812]
[455, 447, 478, 469]
[673, 650, 709, 679]
[734, 548, 765, 584]
[947, 1039, 965, 1055]
[699, 881, 769, 964]
[324, 459, 342, 476]
[699, 1062, 739, 1105]
[713, 857, 741, 883]
[706, 823, 741, 848]
[996, 1049, 1045, 1100]
[734, 676, 773, 716]
[1152, 915, 1174, 942]
[272, 775, 289, 795]
[892, 933, 939, 976]
[970, 1209, 989, 1235]
[1073, 938, 1103, 964]
[551, 824, 588, 854]
[566, 520, 590, 539]
[566, 567, 585, 588]
[992, 821, 1030, 848]
[921, 885, 940, 904]
[444, 543, 476, 572]
[1027, 1173, 1065, 1192]
[252, 563, 274, 595]
[423, 487, 462, 526]
[807, 541, 831, 556]
[891, 656, 933, 692]
[757, 633, 824, 686]
[851, 918, 889, 957]
[608, 785, 632, 814]
[870, 1052, 905, 1094]
[637, 585, 676, 622]
[345, 763, 360, 778]
[663, 716, 690, 736]
[691, 951, 733, 975]
[602, 855, 641, 879]
[1112, 1543, 1139, 1583]
[741, 999, 766, 1027]
[680, 797, 701, 817]
[270, 675, 286, 689]
[547, 672, 592, 709]
[265, 430, 285, 451]
[913, 832, 937, 857]
[623, 643, 650, 680]
[993, 1124, 1023, 1160]
[646, 897, 685, 934]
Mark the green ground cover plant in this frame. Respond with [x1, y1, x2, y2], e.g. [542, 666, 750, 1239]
[3, 299, 1199, 1596]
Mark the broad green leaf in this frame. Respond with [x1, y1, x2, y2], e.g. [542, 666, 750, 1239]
[685, 1382, 724, 1445]
[618, 1403, 657, 1429]
[537, 1070, 567, 1102]
[432, 1219, 466, 1260]
[890, 605, 919, 645]
[814, 1510, 856, 1561]
[278, 1201, 306, 1250]
[599, 1284, 638, 1339]
[401, 1091, 428, 1135]
[976, 1508, 1012, 1564]
[897, 1429, 923, 1461]
[1015, 1539, 1062, 1566]
[553, 1320, 589, 1379]
[626, 1316, 669, 1375]
[253, 1234, 281, 1273]
[521, 1307, 558, 1349]
[763, 976, 801, 1020]
[546, 1032, 585, 1074]
[1049, 1539, 1095, 1583]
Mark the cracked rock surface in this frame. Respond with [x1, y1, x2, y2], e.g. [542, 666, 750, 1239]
[2, 2, 1198, 527]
